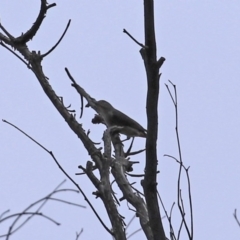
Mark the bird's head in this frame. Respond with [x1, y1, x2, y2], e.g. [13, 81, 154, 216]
[95, 100, 114, 110]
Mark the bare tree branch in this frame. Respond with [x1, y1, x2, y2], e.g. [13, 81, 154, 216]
[0, 41, 29, 67]
[123, 28, 146, 48]
[0, 2, 195, 240]
[14, 0, 56, 44]
[76, 228, 84, 240]
[141, 1, 166, 239]
[42, 19, 71, 58]
[0, 180, 82, 239]
[165, 81, 193, 240]
[233, 209, 240, 227]
[2, 119, 113, 237]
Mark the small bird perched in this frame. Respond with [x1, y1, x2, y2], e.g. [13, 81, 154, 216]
[94, 100, 147, 139]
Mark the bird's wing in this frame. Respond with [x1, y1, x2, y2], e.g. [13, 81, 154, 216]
[111, 108, 146, 132]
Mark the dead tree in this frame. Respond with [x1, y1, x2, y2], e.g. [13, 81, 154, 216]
[0, 1, 193, 240]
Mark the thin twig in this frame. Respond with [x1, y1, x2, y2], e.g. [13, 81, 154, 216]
[165, 81, 193, 240]
[1, 181, 79, 238]
[127, 228, 142, 239]
[164, 154, 180, 164]
[76, 228, 83, 240]
[1, 212, 60, 226]
[126, 148, 145, 157]
[124, 137, 134, 157]
[65, 67, 86, 117]
[186, 167, 193, 237]
[178, 190, 187, 239]
[165, 83, 175, 106]
[3, 119, 49, 152]
[123, 29, 146, 48]
[125, 215, 136, 230]
[169, 203, 177, 240]
[0, 41, 30, 68]
[0, 210, 10, 220]
[48, 197, 86, 208]
[79, 93, 84, 118]
[65, 67, 77, 84]
[2, 212, 60, 239]
[42, 19, 71, 58]
[233, 209, 240, 227]
[177, 218, 184, 240]
[2, 119, 113, 236]
[158, 191, 177, 240]
[129, 185, 144, 197]
[0, 23, 14, 40]
[126, 172, 145, 177]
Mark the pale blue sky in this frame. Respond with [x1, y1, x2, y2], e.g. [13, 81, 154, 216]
[1, 1, 240, 240]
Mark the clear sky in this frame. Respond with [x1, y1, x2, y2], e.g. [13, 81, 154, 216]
[1, 1, 240, 240]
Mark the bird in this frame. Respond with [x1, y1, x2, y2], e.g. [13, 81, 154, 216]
[94, 100, 147, 139]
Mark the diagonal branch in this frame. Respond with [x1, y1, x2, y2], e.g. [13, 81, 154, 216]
[0, 180, 81, 238]
[14, 0, 56, 44]
[123, 28, 146, 48]
[2, 119, 112, 236]
[0, 41, 29, 67]
[233, 209, 240, 227]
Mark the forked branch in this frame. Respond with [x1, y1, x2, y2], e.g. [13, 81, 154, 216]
[0, 180, 83, 239]
[164, 81, 193, 240]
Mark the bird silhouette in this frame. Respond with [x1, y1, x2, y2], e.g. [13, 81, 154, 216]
[94, 100, 147, 139]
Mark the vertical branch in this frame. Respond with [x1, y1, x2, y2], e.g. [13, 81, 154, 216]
[144, 0, 157, 58]
[165, 81, 194, 240]
[142, 1, 166, 240]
